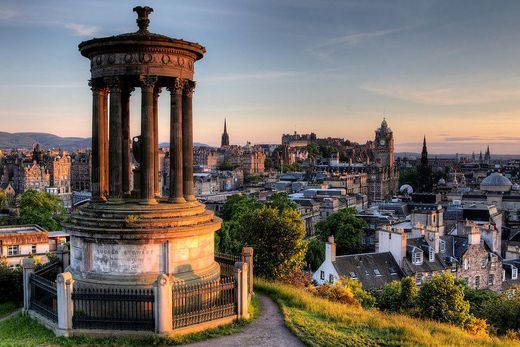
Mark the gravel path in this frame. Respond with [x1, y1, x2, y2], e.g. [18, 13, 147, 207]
[185, 294, 303, 347]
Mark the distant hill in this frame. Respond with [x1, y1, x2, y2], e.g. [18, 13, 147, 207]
[0, 132, 91, 150]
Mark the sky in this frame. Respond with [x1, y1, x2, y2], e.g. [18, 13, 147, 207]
[1, 0, 520, 154]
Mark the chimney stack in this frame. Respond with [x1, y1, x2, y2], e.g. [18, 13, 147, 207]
[326, 235, 336, 262]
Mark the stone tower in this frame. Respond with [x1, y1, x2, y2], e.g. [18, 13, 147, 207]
[221, 118, 229, 147]
[373, 118, 394, 168]
[64, 6, 222, 288]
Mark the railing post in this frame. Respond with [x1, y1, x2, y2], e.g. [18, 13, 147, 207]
[241, 247, 254, 302]
[22, 257, 35, 314]
[56, 244, 70, 272]
[154, 274, 173, 335]
[234, 261, 249, 320]
[56, 272, 74, 337]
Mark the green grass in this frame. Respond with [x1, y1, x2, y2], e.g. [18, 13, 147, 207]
[255, 279, 520, 347]
[0, 296, 260, 347]
[0, 303, 19, 319]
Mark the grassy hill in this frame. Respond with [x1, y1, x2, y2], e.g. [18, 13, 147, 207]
[256, 279, 520, 347]
[0, 132, 90, 150]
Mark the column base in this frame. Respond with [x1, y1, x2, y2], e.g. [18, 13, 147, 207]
[139, 198, 158, 205]
[91, 197, 107, 203]
[168, 197, 186, 204]
[184, 195, 197, 202]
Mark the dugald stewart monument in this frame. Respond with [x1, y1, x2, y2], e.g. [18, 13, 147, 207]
[22, 6, 252, 337]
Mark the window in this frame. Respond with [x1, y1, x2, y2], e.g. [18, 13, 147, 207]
[320, 271, 325, 280]
[451, 261, 457, 273]
[512, 266, 518, 280]
[464, 277, 469, 285]
[349, 272, 357, 279]
[329, 274, 334, 283]
[488, 274, 494, 286]
[503, 270, 506, 282]
[429, 249, 435, 262]
[31, 245, 37, 254]
[490, 255, 497, 267]
[440, 240, 446, 253]
[415, 273, 423, 286]
[412, 250, 423, 265]
[389, 267, 397, 275]
[374, 269, 381, 276]
[475, 276, 480, 289]
[464, 258, 469, 270]
[481, 258, 487, 269]
[7, 245, 19, 256]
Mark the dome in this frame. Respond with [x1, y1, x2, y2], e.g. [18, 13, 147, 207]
[480, 172, 512, 192]
[400, 184, 414, 195]
[438, 178, 446, 185]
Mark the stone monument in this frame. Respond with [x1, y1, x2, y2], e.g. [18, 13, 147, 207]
[63, 6, 222, 288]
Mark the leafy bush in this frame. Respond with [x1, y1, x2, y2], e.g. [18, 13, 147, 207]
[0, 264, 23, 303]
[313, 277, 375, 308]
[278, 269, 312, 289]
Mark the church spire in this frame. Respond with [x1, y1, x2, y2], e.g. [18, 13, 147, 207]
[421, 135, 428, 166]
[221, 118, 230, 147]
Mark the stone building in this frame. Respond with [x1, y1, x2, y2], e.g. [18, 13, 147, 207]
[71, 151, 91, 192]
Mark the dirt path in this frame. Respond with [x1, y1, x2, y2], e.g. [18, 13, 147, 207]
[185, 294, 303, 347]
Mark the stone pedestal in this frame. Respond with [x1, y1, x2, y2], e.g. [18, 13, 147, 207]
[63, 200, 221, 288]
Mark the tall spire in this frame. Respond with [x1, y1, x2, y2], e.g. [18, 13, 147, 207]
[221, 118, 230, 147]
[421, 135, 428, 166]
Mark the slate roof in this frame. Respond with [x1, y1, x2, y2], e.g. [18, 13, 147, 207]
[332, 252, 403, 290]
[401, 238, 447, 276]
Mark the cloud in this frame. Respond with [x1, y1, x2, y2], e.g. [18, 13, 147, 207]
[307, 27, 402, 60]
[204, 71, 301, 82]
[361, 82, 520, 106]
[65, 23, 98, 36]
[0, 9, 15, 20]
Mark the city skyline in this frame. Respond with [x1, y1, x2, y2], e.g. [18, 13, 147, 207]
[1, 1, 520, 153]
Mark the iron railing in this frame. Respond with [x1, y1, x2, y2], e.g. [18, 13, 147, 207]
[29, 273, 57, 322]
[172, 276, 237, 329]
[72, 287, 155, 331]
[215, 252, 241, 277]
[35, 260, 60, 281]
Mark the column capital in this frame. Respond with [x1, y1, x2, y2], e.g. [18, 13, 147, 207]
[183, 80, 196, 97]
[88, 79, 106, 93]
[104, 76, 122, 93]
[140, 75, 158, 89]
[166, 77, 184, 95]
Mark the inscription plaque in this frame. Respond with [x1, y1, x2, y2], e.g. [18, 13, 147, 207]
[91, 243, 161, 274]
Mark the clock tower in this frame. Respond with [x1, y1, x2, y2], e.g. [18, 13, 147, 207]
[374, 118, 394, 168]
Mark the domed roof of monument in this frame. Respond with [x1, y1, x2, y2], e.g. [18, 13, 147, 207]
[78, 6, 205, 60]
[480, 172, 512, 190]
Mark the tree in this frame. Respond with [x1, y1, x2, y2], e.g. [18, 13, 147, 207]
[0, 191, 8, 210]
[219, 194, 259, 221]
[266, 192, 297, 212]
[418, 273, 471, 327]
[305, 238, 325, 271]
[315, 208, 367, 255]
[479, 286, 520, 335]
[17, 190, 66, 231]
[234, 206, 307, 279]
[376, 277, 418, 313]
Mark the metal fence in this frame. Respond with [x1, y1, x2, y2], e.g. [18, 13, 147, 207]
[215, 252, 241, 277]
[172, 276, 237, 329]
[29, 273, 57, 322]
[35, 260, 60, 281]
[72, 287, 155, 331]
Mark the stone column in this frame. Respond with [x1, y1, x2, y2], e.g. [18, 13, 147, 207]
[140, 76, 158, 204]
[56, 272, 74, 337]
[234, 261, 249, 320]
[167, 78, 185, 203]
[107, 77, 123, 202]
[182, 80, 196, 201]
[101, 88, 109, 199]
[153, 274, 173, 335]
[22, 257, 35, 313]
[241, 247, 254, 301]
[153, 87, 161, 197]
[121, 86, 133, 196]
[89, 80, 107, 201]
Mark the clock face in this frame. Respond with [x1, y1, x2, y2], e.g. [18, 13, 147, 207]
[379, 139, 386, 146]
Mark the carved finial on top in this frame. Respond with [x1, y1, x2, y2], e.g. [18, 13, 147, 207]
[133, 6, 154, 33]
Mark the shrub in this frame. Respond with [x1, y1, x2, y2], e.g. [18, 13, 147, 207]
[278, 269, 312, 288]
[0, 264, 23, 303]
